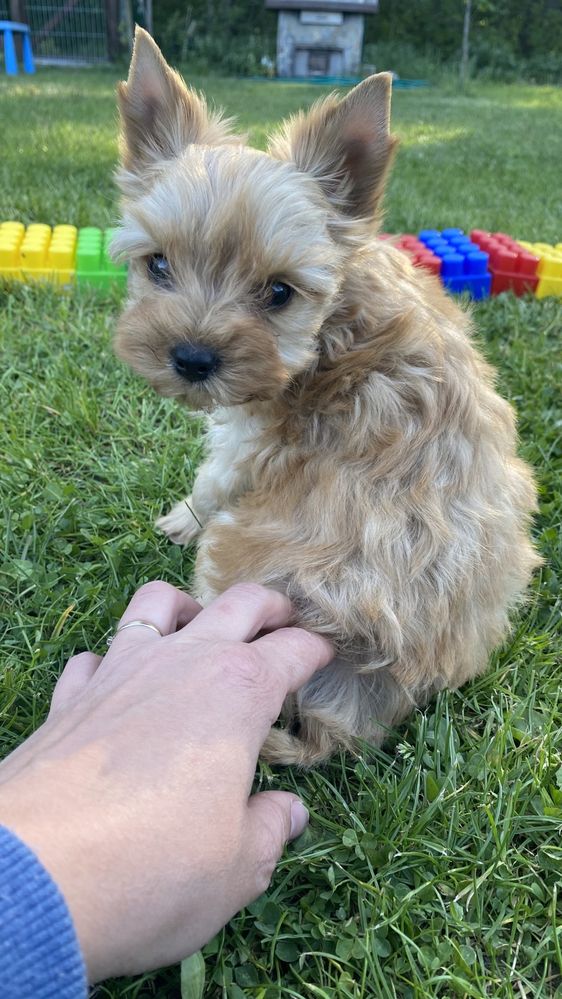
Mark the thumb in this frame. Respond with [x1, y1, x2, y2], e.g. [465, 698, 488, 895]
[245, 792, 309, 896]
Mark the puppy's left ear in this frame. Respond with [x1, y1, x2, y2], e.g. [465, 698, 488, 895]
[269, 74, 397, 221]
[118, 26, 237, 172]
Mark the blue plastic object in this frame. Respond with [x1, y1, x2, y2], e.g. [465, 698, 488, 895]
[249, 76, 430, 88]
[0, 21, 35, 76]
[417, 227, 491, 298]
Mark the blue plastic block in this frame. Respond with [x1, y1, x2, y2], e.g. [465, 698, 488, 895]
[443, 273, 492, 299]
[417, 227, 492, 299]
[419, 229, 441, 242]
[449, 236, 473, 252]
[424, 238, 450, 255]
[441, 253, 464, 277]
[465, 250, 488, 275]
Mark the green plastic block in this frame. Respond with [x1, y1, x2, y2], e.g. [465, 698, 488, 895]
[76, 226, 127, 289]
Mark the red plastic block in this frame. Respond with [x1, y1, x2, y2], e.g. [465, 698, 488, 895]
[393, 234, 442, 276]
[470, 230, 539, 296]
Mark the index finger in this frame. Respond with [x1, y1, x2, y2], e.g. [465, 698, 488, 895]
[176, 583, 294, 644]
[254, 627, 334, 696]
[240, 626, 334, 759]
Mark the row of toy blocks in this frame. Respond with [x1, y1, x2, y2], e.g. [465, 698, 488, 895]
[469, 231, 540, 296]
[391, 228, 561, 300]
[470, 230, 562, 298]
[0, 222, 127, 289]
[417, 229, 491, 299]
[0, 222, 77, 285]
[390, 229, 492, 299]
[468, 232, 562, 299]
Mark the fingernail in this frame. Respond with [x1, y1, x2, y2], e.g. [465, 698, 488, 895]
[289, 800, 309, 840]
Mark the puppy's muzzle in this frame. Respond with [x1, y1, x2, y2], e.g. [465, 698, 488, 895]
[170, 343, 221, 383]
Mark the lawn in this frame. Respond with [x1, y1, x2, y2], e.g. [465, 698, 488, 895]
[1, 67, 561, 999]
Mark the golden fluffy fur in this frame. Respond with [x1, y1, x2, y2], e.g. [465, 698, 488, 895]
[114, 28, 540, 766]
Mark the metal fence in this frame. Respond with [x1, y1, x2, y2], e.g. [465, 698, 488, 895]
[1, 1, 109, 63]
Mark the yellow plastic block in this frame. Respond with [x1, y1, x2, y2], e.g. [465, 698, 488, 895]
[26, 223, 51, 239]
[0, 222, 78, 285]
[48, 245, 74, 268]
[47, 225, 77, 284]
[538, 254, 562, 277]
[21, 241, 49, 268]
[0, 221, 25, 279]
[520, 240, 562, 299]
[53, 225, 77, 238]
[21, 229, 51, 282]
[1, 221, 25, 238]
[536, 278, 562, 298]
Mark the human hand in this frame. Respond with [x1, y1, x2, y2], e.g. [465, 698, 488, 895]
[0, 581, 333, 983]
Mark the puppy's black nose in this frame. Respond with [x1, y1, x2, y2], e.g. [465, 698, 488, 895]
[170, 343, 220, 383]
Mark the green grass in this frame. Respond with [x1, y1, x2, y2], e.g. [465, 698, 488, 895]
[1, 69, 561, 239]
[1, 68, 561, 998]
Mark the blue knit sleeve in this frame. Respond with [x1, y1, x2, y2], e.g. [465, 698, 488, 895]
[0, 824, 87, 998]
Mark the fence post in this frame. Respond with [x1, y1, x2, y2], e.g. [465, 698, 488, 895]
[9, 0, 27, 60]
[144, 0, 152, 35]
[105, 0, 121, 60]
[9, 0, 27, 19]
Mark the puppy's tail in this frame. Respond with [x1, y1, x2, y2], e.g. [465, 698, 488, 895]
[260, 719, 353, 769]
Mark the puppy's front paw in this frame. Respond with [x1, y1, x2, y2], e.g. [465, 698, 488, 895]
[156, 497, 202, 546]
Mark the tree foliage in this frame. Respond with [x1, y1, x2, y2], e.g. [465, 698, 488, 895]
[371, 0, 562, 61]
[153, 0, 562, 81]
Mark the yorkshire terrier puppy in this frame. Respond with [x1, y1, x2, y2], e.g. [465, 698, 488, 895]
[113, 28, 539, 766]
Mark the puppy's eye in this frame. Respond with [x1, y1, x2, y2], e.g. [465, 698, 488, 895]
[267, 281, 293, 309]
[147, 254, 172, 286]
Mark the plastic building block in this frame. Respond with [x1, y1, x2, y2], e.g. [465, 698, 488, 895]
[3, 221, 557, 301]
[75, 227, 127, 290]
[46, 225, 77, 284]
[517, 240, 562, 299]
[0, 221, 25, 278]
[20, 223, 51, 281]
[0, 222, 127, 289]
[0, 221, 77, 285]
[393, 234, 442, 276]
[469, 230, 539, 296]
[418, 228, 491, 299]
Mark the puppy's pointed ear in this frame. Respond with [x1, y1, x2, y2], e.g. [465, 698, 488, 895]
[118, 27, 236, 170]
[269, 74, 397, 221]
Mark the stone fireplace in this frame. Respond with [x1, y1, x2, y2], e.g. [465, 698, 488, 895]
[266, 0, 378, 79]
